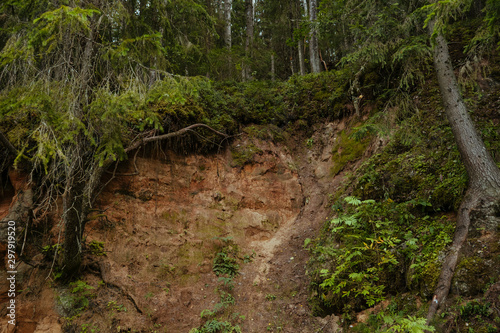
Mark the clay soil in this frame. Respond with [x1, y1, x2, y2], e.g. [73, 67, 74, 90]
[0, 120, 382, 333]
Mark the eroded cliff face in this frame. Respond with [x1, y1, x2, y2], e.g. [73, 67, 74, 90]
[1, 120, 369, 333]
[89, 137, 303, 331]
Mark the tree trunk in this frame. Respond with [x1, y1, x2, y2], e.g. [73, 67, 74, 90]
[308, 0, 321, 73]
[271, 53, 275, 81]
[62, 178, 85, 277]
[426, 19, 500, 324]
[243, 0, 253, 81]
[0, 187, 32, 247]
[224, 0, 232, 49]
[298, 39, 306, 75]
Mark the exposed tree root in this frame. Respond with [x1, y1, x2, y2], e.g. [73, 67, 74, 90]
[98, 260, 143, 314]
[426, 189, 476, 323]
[426, 188, 500, 324]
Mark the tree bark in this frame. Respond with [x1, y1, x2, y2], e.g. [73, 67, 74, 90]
[243, 0, 253, 81]
[298, 39, 306, 75]
[308, 0, 321, 73]
[224, 0, 232, 49]
[426, 18, 500, 324]
[271, 53, 275, 81]
[62, 177, 86, 277]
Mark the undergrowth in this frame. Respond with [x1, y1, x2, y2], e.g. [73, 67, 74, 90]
[307, 196, 454, 320]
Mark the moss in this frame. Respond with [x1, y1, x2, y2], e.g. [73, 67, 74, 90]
[415, 261, 441, 299]
[330, 130, 372, 176]
[453, 257, 492, 296]
[243, 124, 285, 142]
[350, 111, 468, 211]
[230, 143, 262, 167]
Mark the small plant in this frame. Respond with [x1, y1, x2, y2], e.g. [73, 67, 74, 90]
[88, 240, 106, 256]
[144, 292, 154, 300]
[306, 137, 314, 148]
[81, 323, 99, 333]
[303, 238, 312, 248]
[265, 294, 277, 301]
[378, 313, 435, 333]
[42, 243, 61, 259]
[65, 281, 95, 314]
[213, 251, 240, 277]
[107, 300, 127, 313]
[218, 277, 235, 290]
[189, 319, 241, 333]
[243, 250, 256, 263]
[459, 300, 491, 319]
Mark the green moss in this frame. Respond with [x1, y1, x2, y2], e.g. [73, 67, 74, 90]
[330, 130, 372, 176]
[416, 261, 441, 299]
[453, 257, 490, 296]
[350, 112, 468, 211]
[243, 124, 285, 142]
[230, 143, 262, 167]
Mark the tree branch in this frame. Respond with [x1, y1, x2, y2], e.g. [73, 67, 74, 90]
[124, 123, 228, 154]
[0, 129, 18, 156]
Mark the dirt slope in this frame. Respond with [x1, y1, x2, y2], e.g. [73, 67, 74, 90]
[0, 120, 381, 332]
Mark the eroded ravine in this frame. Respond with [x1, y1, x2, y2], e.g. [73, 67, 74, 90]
[0, 120, 382, 332]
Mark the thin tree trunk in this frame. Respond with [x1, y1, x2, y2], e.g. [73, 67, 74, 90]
[62, 178, 85, 277]
[224, 0, 232, 49]
[309, 0, 321, 73]
[271, 53, 275, 81]
[426, 18, 500, 324]
[298, 39, 306, 75]
[431, 33, 500, 191]
[61, 18, 96, 277]
[243, 0, 254, 81]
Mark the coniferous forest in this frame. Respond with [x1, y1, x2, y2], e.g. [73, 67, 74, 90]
[1, 1, 500, 332]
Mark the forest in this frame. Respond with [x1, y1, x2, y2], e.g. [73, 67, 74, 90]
[0, 0, 500, 332]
